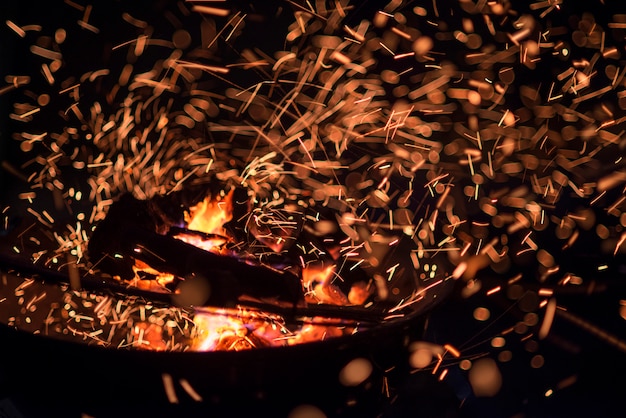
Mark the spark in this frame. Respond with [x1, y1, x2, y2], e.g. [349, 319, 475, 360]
[191, 5, 230, 16]
[29, 45, 62, 60]
[179, 379, 203, 402]
[379, 42, 395, 56]
[173, 60, 230, 74]
[538, 298, 556, 340]
[432, 353, 443, 375]
[162, 373, 179, 404]
[556, 309, 626, 353]
[77, 20, 100, 34]
[5, 20, 26, 38]
[486, 286, 501, 296]
[444, 344, 461, 358]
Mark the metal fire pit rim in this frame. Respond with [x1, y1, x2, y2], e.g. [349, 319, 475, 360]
[0, 269, 453, 359]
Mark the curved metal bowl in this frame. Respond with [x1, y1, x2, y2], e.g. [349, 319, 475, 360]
[0, 265, 453, 418]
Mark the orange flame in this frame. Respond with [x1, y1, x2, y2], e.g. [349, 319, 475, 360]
[184, 188, 234, 237]
[131, 189, 235, 284]
[191, 308, 356, 351]
[302, 264, 349, 305]
[131, 259, 176, 290]
[192, 311, 250, 351]
[302, 264, 373, 305]
[173, 233, 228, 253]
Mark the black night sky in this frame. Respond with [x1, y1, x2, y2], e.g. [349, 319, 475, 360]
[1, 1, 626, 417]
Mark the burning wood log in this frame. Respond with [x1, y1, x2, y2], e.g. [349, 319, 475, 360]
[123, 225, 304, 306]
[87, 188, 305, 308]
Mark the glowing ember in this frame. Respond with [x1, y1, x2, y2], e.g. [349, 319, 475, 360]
[302, 264, 346, 305]
[172, 232, 228, 254]
[131, 259, 176, 291]
[192, 309, 259, 352]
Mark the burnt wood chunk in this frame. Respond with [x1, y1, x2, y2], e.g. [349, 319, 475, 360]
[88, 191, 303, 307]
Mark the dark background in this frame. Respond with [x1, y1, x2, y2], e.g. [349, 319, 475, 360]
[1, 1, 625, 417]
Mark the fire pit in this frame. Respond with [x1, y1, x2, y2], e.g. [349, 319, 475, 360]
[0, 176, 454, 416]
[0, 202, 452, 417]
[0, 5, 458, 400]
[0, 271, 444, 417]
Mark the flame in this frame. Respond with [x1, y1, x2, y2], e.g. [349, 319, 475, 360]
[302, 264, 349, 305]
[191, 308, 356, 351]
[348, 281, 372, 305]
[130, 322, 167, 350]
[191, 308, 285, 351]
[184, 189, 234, 237]
[192, 311, 250, 351]
[173, 233, 228, 253]
[287, 322, 346, 345]
[302, 265, 373, 305]
[302, 264, 335, 287]
[131, 189, 234, 284]
[131, 259, 176, 290]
